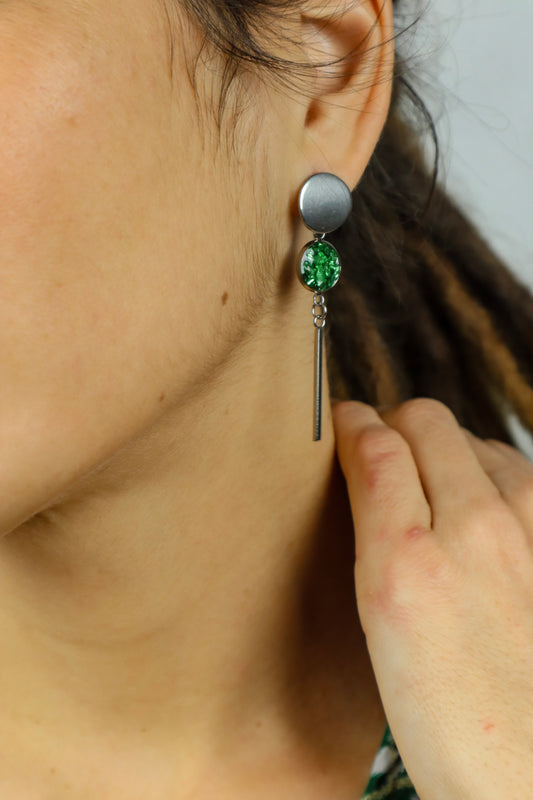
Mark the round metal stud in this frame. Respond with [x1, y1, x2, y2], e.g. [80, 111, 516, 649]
[298, 173, 353, 234]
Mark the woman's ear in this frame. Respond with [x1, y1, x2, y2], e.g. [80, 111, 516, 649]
[296, 0, 395, 191]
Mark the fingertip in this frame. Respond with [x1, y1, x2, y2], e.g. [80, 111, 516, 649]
[331, 400, 366, 420]
[331, 403, 356, 436]
[332, 402, 379, 441]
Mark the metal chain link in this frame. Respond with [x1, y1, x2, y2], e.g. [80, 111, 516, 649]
[312, 293, 327, 330]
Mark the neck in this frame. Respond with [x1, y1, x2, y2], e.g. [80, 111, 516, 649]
[0, 289, 383, 788]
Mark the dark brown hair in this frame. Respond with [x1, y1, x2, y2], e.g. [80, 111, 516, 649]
[178, 0, 533, 446]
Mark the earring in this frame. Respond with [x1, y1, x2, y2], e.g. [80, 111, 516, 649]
[298, 172, 352, 441]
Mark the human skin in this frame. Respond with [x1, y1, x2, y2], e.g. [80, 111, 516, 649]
[0, 0, 395, 797]
[333, 399, 533, 799]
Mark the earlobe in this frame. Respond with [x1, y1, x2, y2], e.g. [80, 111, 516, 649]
[299, 0, 394, 191]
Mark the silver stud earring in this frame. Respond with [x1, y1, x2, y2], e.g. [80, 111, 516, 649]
[298, 172, 352, 441]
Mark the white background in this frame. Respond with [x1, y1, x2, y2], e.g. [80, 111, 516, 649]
[400, 0, 533, 454]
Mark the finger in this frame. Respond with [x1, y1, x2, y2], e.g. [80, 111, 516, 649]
[379, 399, 501, 528]
[462, 430, 533, 540]
[486, 437, 533, 467]
[332, 401, 433, 564]
[461, 428, 530, 461]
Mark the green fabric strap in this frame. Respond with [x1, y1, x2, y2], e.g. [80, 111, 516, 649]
[360, 725, 419, 800]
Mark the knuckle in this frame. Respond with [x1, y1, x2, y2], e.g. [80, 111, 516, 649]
[461, 495, 504, 533]
[484, 465, 533, 513]
[357, 545, 453, 633]
[356, 560, 410, 629]
[354, 425, 407, 463]
[453, 496, 521, 555]
[455, 500, 531, 581]
[392, 397, 454, 429]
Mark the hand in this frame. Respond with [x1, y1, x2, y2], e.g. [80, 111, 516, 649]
[332, 398, 533, 800]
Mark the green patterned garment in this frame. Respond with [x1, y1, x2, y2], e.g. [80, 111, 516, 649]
[360, 725, 419, 800]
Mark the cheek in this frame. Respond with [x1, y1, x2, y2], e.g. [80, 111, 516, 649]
[0, 4, 256, 534]
[0, 15, 167, 381]
[0, 8, 172, 365]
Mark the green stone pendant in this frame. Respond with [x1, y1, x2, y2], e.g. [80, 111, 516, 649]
[299, 240, 341, 293]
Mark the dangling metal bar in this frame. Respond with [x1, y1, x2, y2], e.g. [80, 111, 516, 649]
[312, 293, 327, 441]
[313, 324, 323, 441]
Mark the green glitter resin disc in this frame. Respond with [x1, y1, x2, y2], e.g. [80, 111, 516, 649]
[299, 240, 341, 292]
